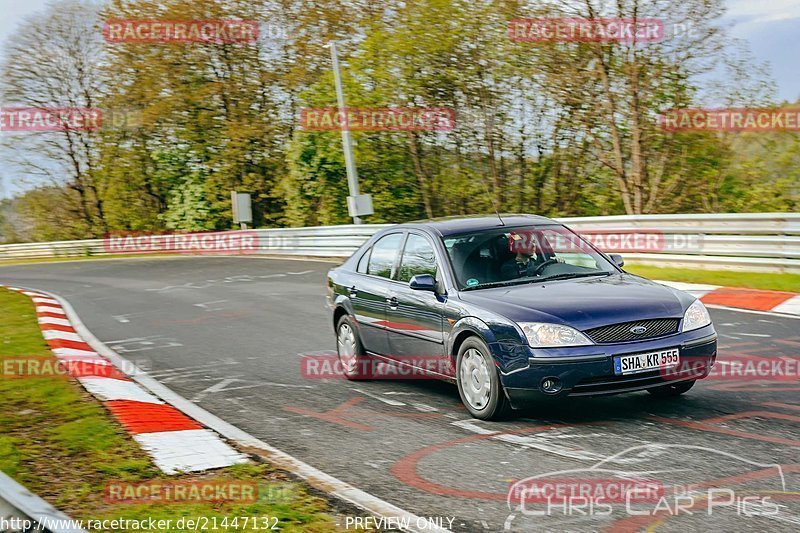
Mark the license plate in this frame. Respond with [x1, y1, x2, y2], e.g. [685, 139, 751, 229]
[614, 349, 680, 375]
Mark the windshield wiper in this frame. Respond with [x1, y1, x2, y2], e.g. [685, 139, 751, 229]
[536, 272, 612, 282]
[460, 279, 539, 291]
[461, 272, 612, 291]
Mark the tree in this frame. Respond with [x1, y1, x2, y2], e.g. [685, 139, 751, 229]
[1, 0, 107, 235]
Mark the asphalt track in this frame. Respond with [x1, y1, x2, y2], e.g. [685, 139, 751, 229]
[2, 257, 799, 532]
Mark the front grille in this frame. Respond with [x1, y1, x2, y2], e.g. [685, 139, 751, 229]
[584, 318, 680, 344]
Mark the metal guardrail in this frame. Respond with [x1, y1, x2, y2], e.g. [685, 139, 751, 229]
[0, 214, 798, 273]
[0, 472, 85, 532]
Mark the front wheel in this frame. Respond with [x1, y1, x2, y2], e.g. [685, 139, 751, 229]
[456, 337, 509, 420]
[647, 379, 696, 397]
[336, 315, 371, 380]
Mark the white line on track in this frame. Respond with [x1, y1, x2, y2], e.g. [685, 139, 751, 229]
[451, 419, 605, 462]
[353, 388, 407, 406]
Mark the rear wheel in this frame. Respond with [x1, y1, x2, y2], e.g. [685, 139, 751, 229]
[648, 379, 696, 397]
[456, 336, 509, 420]
[336, 315, 371, 380]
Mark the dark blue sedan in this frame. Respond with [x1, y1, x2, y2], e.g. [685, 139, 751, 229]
[326, 215, 717, 420]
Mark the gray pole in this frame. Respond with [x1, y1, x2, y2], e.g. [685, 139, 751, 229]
[330, 41, 362, 224]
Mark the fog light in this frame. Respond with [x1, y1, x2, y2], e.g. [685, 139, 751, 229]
[540, 377, 562, 394]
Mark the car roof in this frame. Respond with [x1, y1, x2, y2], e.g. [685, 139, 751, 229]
[399, 214, 561, 237]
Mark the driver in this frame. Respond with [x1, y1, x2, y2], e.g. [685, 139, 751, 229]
[500, 233, 563, 280]
[500, 237, 538, 279]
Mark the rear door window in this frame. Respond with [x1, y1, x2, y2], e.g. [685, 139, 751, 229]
[367, 233, 404, 278]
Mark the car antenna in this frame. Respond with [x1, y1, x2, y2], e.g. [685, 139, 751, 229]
[479, 176, 505, 226]
[490, 191, 505, 226]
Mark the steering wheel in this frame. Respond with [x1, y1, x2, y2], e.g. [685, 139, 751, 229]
[532, 258, 559, 276]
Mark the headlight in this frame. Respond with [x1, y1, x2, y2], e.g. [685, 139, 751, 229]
[682, 299, 711, 332]
[518, 322, 594, 348]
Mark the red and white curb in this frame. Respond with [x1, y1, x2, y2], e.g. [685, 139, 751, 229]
[2, 285, 248, 475]
[656, 280, 800, 317]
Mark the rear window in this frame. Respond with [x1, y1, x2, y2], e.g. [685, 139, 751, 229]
[356, 247, 371, 273]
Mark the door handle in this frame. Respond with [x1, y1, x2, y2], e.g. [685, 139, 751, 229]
[387, 296, 399, 310]
[347, 285, 358, 298]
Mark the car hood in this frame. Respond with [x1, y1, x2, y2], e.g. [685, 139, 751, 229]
[457, 274, 694, 330]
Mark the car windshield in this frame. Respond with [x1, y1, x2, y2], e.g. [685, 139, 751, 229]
[443, 224, 617, 290]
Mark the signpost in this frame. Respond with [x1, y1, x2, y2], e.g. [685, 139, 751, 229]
[231, 192, 252, 230]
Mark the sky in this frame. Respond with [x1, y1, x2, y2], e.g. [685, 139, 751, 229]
[1, 0, 800, 198]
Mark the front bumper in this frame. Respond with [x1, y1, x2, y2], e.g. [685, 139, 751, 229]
[501, 325, 717, 408]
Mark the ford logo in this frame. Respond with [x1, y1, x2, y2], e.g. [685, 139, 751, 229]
[630, 326, 648, 335]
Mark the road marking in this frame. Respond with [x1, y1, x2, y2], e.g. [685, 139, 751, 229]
[451, 419, 605, 461]
[650, 412, 800, 446]
[411, 403, 439, 413]
[112, 312, 147, 323]
[107, 336, 183, 352]
[146, 282, 211, 292]
[193, 378, 314, 402]
[354, 388, 407, 406]
[194, 300, 227, 311]
[740, 333, 771, 338]
[192, 378, 239, 401]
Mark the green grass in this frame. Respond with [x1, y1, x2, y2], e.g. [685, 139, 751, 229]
[625, 264, 800, 293]
[0, 288, 345, 532]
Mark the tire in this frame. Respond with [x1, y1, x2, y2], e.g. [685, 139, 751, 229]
[456, 336, 510, 420]
[647, 379, 696, 398]
[335, 314, 371, 380]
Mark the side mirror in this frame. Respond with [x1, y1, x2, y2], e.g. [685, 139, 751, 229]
[610, 254, 625, 268]
[409, 274, 436, 291]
